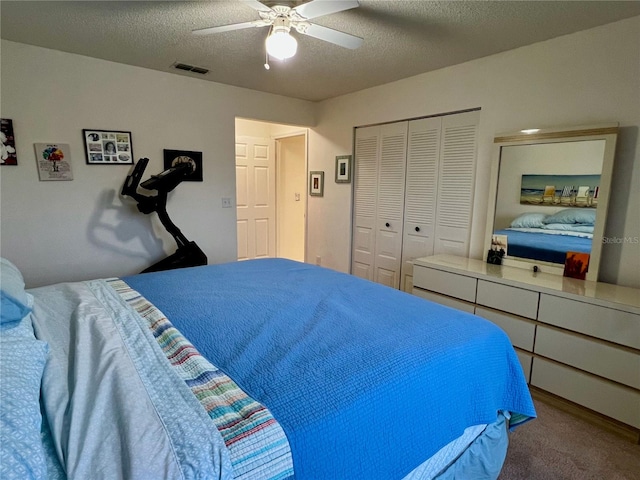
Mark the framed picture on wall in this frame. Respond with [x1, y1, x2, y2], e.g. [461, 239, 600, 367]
[34, 143, 73, 181]
[83, 129, 133, 164]
[335, 155, 351, 183]
[163, 149, 203, 182]
[1, 118, 18, 165]
[310, 171, 324, 197]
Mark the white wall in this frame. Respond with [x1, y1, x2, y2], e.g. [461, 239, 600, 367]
[3, 17, 639, 289]
[309, 16, 640, 288]
[0, 40, 315, 287]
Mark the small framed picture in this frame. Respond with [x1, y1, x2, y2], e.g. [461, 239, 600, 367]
[335, 155, 352, 183]
[309, 171, 324, 197]
[564, 252, 590, 280]
[163, 149, 203, 182]
[1, 118, 17, 165]
[34, 143, 73, 181]
[83, 129, 133, 164]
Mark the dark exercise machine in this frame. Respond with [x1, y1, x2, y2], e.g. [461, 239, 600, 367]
[121, 157, 207, 273]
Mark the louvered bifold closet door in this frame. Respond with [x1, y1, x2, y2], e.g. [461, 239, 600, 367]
[374, 121, 408, 289]
[434, 110, 479, 256]
[351, 125, 380, 281]
[399, 117, 442, 292]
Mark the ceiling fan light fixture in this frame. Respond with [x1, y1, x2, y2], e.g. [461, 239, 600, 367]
[265, 23, 297, 60]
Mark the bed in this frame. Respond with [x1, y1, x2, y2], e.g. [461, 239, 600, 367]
[495, 209, 595, 264]
[1, 257, 535, 480]
[494, 228, 592, 264]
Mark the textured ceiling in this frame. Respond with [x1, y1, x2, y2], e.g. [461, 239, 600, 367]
[2, 1, 640, 102]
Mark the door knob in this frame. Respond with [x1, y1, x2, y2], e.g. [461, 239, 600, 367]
[385, 222, 390, 228]
[415, 226, 420, 232]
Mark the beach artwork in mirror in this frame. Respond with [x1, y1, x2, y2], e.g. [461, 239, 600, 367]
[519, 174, 600, 207]
[486, 125, 618, 282]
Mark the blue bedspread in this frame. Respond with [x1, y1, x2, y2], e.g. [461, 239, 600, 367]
[495, 228, 592, 264]
[124, 258, 535, 479]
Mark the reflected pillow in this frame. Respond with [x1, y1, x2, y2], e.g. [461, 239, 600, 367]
[542, 223, 594, 233]
[544, 208, 596, 225]
[0, 337, 49, 480]
[510, 212, 548, 229]
[1, 258, 33, 325]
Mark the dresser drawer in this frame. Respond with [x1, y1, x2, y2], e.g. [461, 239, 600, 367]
[538, 294, 640, 349]
[531, 358, 640, 428]
[476, 280, 539, 319]
[515, 350, 532, 383]
[534, 326, 640, 389]
[412, 288, 475, 313]
[475, 306, 536, 351]
[412, 266, 477, 303]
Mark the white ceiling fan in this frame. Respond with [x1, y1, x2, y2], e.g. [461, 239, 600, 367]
[192, 0, 363, 65]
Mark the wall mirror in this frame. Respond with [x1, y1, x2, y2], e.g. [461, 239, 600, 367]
[485, 124, 618, 282]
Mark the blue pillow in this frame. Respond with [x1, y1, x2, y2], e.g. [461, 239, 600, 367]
[1, 291, 32, 326]
[0, 337, 49, 480]
[510, 212, 548, 229]
[1, 258, 32, 325]
[544, 208, 596, 225]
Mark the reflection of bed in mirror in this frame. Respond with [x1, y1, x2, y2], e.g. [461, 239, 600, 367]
[485, 124, 618, 281]
[495, 209, 595, 264]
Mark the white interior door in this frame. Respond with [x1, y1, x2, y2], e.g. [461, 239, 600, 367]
[374, 121, 408, 289]
[434, 110, 479, 256]
[276, 135, 306, 262]
[400, 116, 442, 292]
[236, 136, 276, 260]
[352, 126, 380, 281]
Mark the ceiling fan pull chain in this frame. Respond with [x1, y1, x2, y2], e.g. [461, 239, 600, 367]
[265, 24, 273, 68]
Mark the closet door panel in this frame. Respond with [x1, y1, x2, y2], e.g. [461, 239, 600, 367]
[352, 126, 379, 280]
[374, 122, 408, 289]
[400, 117, 441, 291]
[434, 110, 479, 256]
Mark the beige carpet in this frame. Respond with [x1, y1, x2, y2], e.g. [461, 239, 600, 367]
[499, 399, 640, 480]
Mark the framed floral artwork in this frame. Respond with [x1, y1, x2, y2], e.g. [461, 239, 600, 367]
[1, 118, 17, 165]
[34, 143, 73, 181]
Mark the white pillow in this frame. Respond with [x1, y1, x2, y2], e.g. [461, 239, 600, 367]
[510, 212, 548, 229]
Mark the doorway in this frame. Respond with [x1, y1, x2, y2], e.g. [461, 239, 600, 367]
[276, 134, 306, 262]
[235, 118, 307, 263]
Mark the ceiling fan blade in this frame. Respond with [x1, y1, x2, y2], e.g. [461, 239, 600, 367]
[240, 0, 273, 13]
[192, 21, 264, 36]
[293, 0, 359, 20]
[301, 23, 363, 49]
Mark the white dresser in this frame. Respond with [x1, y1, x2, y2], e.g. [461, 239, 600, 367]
[412, 254, 640, 432]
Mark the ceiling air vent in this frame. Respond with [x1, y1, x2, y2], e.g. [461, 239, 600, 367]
[172, 62, 209, 75]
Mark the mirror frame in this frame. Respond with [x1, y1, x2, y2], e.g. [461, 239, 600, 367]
[484, 123, 618, 282]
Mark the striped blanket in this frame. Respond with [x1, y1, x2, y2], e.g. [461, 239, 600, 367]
[108, 279, 293, 480]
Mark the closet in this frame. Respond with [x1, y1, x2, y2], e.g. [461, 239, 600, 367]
[351, 110, 479, 291]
